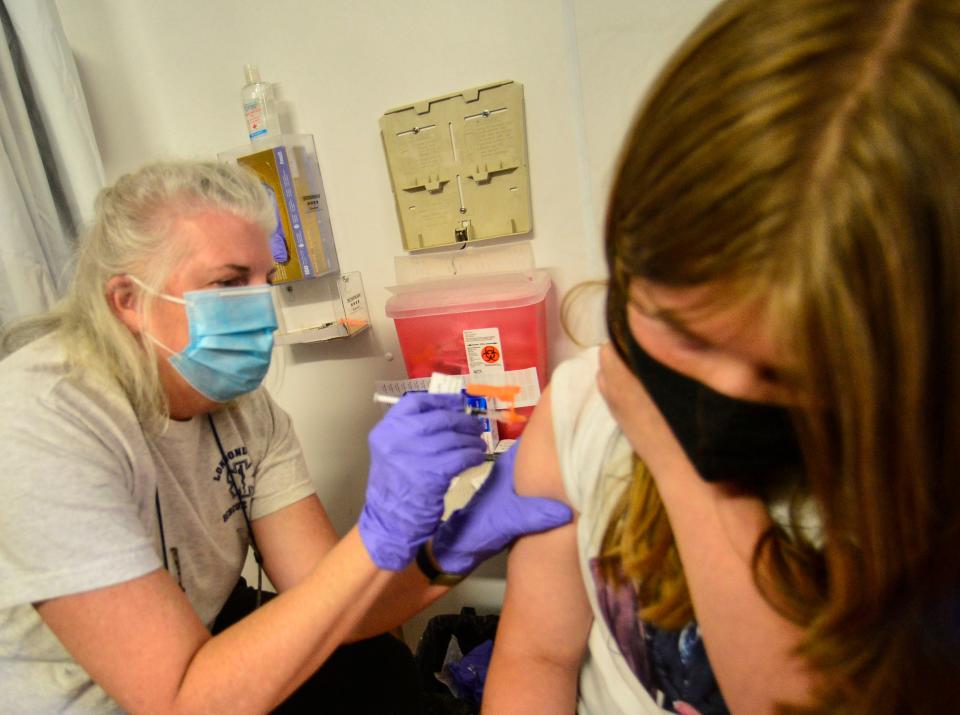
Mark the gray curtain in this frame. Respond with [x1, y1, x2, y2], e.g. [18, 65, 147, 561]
[0, 0, 103, 326]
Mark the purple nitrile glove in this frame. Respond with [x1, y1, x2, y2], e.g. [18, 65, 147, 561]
[430, 440, 574, 575]
[359, 392, 487, 571]
[262, 183, 290, 263]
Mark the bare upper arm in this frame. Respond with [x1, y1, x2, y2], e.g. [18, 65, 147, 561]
[252, 494, 338, 593]
[513, 385, 569, 504]
[495, 384, 592, 669]
[35, 569, 209, 714]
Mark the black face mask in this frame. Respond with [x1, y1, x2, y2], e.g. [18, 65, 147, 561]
[612, 329, 804, 491]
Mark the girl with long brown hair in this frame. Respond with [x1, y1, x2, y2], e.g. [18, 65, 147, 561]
[484, 0, 960, 712]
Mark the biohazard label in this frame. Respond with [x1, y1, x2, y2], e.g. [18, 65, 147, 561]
[463, 328, 505, 374]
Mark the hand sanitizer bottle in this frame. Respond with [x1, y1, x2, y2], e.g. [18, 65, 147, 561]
[241, 65, 280, 142]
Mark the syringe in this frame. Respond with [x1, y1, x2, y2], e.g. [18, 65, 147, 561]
[373, 392, 508, 420]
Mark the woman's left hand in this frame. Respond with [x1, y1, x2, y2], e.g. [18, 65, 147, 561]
[430, 440, 573, 575]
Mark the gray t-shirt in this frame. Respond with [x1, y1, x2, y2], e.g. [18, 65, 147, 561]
[0, 333, 316, 713]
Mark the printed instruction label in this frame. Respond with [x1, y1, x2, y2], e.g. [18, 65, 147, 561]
[464, 327, 504, 374]
[244, 102, 266, 138]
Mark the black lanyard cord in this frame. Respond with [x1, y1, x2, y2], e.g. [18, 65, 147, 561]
[155, 490, 169, 571]
[155, 490, 184, 590]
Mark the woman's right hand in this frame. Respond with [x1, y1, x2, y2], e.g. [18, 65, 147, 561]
[358, 393, 487, 571]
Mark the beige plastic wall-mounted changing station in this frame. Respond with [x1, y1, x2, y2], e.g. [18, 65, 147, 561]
[380, 80, 532, 251]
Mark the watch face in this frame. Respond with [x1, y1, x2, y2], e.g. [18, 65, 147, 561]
[416, 542, 465, 586]
[432, 571, 467, 587]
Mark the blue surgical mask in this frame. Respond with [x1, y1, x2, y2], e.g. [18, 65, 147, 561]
[130, 276, 278, 402]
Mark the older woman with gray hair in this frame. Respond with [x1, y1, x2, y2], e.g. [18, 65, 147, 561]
[0, 160, 570, 714]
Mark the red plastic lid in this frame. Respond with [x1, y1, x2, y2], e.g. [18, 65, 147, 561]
[385, 270, 551, 319]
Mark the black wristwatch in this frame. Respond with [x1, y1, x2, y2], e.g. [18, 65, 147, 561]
[415, 540, 466, 586]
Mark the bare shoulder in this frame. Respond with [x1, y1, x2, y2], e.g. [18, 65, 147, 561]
[514, 384, 569, 504]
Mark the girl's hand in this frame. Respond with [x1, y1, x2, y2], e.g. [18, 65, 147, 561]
[597, 342, 680, 471]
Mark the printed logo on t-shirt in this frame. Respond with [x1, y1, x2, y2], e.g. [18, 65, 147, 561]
[214, 445, 255, 523]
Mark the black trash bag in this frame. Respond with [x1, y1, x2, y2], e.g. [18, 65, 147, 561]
[414, 607, 500, 715]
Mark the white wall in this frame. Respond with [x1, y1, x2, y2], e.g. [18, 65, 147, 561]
[53, 0, 717, 633]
